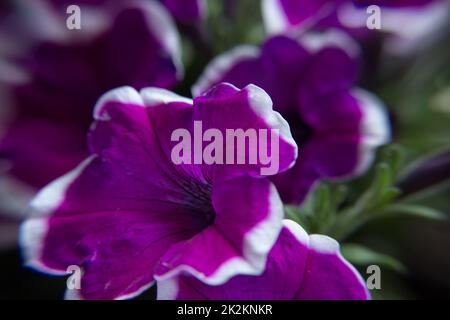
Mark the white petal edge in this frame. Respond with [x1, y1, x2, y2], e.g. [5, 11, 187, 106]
[308, 233, 371, 300]
[93, 86, 193, 122]
[138, 0, 183, 79]
[245, 84, 298, 170]
[192, 45, 260, 97]
[156, 277, 179, 300]
[382, 2, 450, 56]
[140, 87, 193, 107]
[353, 88, 391, 176]
[157, 220, 369, 300]
[20, 154, 156, 299]
[29, 156, 96, 216]
[155, 182, 284, 286]
[20, 157, 95, 274]
[262, 0, 290, 34]
[156, 219, 309, 300]
[93, 86, 144, 121]
[19, 156, 96, 276]
[338, 1, 449, 48]
[298, 28, 361, 58]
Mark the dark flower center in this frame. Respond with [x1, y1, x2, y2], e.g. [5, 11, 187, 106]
[179, 178, 215, 228]
[283, 111, 313, 146]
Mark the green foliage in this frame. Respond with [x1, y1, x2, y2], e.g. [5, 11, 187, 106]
[341, 244, 407, 274]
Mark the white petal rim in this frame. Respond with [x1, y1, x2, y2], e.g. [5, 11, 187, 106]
[19, 156, 96, 276]
[298, 28, 361, 58]
[308, 234, 371, 300]
[353, 88, 391, 176]
[191, 45, 260, 97]
[262, 0, 290, 34]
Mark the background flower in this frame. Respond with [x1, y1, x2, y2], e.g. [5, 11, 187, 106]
[262, 0, 450, 56]
[193, 30, 390, 203]
[0, 0, 182, 189]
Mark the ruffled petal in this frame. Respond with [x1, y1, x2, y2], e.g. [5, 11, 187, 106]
[158, 220, 370, 300]
[192, 83, 298, 181]
[295, 233, 370, 300]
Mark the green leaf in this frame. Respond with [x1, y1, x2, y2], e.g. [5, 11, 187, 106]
[381, 203, 447, 220]
[284, 206, 310, 233]
[314, 184, 332, 225]
[341, 244, 407, 274]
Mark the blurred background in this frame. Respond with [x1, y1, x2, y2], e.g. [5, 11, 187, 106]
[0, 0, 449, 299]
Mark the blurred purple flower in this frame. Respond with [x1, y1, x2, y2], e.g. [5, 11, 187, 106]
[0, 0, 182, 189]
[193, 31, 390, 204]
[262, 0, 449, 55]
[20, 83, 298, 300]
[158, 219, 370, 300]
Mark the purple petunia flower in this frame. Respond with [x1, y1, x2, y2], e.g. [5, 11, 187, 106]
[193, 30, 390, 204]
[157, 219, 370, 300]
[262, 0, 449, 54]
[20, 83, 298, 300]
[0, 0, 182, 189]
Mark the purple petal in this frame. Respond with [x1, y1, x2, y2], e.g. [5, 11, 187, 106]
[295, 232, 370, 300]
[0, 118, 88, 188]
[158, 220, 370, 300]
[192, 83, 298, 181]
[96, 3, 182, 89]
[21, 154, 199, 299]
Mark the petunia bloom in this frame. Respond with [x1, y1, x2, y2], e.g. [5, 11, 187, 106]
[158, 219, 370, 300]
[20, 83, 298, 300]
[193, 30, 390, 204]
[0, 0, 182, 189]
[262, 0, 450, 54]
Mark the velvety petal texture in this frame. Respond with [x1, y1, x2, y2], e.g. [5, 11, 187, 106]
[157, 220, 370, 300]
[20, 84, 297, 299]
[193, 30, 390, 203]
[0, 0, 182, 189]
